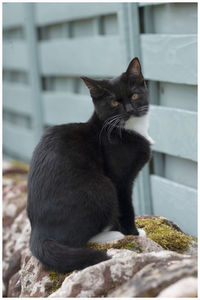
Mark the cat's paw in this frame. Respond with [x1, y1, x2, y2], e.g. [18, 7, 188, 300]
[89, 231, 125, 244]
[146, 135, 155, 145]
[137, 228, 146, 237]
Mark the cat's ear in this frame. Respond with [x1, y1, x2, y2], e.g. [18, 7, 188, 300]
[81, 77, 104, 97]
[126, 57, 143, 79]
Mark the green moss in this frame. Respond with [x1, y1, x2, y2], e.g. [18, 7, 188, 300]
[12, 160, 29, 172]
[47, 271, 72, 295]
[88, 236, 142, 253]
[135, 217, 196, 253]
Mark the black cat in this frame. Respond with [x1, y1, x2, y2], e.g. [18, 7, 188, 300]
[27, 57, 152, 273]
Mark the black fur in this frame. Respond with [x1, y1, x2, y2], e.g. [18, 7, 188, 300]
[27, 58, 151, 273]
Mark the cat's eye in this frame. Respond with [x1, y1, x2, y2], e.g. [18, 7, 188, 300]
[131, 93, 139, 101]
[111, 100, 120, 107]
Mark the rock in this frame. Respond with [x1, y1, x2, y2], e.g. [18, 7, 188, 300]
[7, 272, 21, 297]
[131, 236, 163, 253]
[3, 160, 29, 175]
[157, 276, 198, 297]
[49, 249, 196, 298]
[136, 215, 183, 232]
[109, 254, 197, 297]
[88, 235, 163, 254]
[20, 255, 53, 297]
[135, 216, 197, 254]
[3, 209, 31, 294]
[3, 251, 21, 296]
[3, 160, 28, 230]
[3, 178, 27, 229]
[3, 209, 30, 266]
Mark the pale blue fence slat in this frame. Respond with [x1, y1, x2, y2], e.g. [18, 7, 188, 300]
[3, 3, 25, 28]
[151, 175, 197, 236]
[159, 82, 197, 112]
[43, 92, 93, 125]
[139, 3, 164, 7]
[141, 34, 197, 84]
[36, 3, 120, 26]
[39, 36, 123, 77]
[3, 83, 32, 115]
[150, 105, 197, 161]
[3, 42, 28, 71]
[152, 3, 197, 35]
[3, 122, 35, 161]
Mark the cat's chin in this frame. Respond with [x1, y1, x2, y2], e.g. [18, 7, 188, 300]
[124, 113, 154, 145]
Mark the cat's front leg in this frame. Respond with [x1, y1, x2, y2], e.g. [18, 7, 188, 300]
[117, 189, 139, 236]
[119, 207, 139, 236]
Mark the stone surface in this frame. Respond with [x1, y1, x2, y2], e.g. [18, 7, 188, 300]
[3, 209, 31, 272]
[157, 276, 198, 298]
[2, 161, 198, 298]
[49, 250, 197, 298]
[20, 255, 53, 297]
[132, 236, 163, 253]
[109, 255, 197, 297]
[7, 272, 21, 297]
[3, 176, 27, 229]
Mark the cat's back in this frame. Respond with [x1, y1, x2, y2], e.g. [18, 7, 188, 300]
[40, 122, 89, 151]
[28, 121, 101, 185]
[31, 122, 94, 161]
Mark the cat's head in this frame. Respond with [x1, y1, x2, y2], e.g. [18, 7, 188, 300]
[81, 57, 148, 124]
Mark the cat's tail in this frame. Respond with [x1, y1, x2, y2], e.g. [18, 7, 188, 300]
[30, 238, 110, 273]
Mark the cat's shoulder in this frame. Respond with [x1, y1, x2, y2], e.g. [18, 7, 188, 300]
[43, 122, 86, 139]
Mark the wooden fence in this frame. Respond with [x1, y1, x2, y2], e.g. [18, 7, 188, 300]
[3, 2, 197, 236]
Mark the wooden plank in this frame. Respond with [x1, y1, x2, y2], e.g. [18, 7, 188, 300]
[149, 105, 197, 161]
[141, 34, 197, 84]
[39, 36, 123, 77]
[3, 122, 35, 161]
[151, 175, 197, 236]
[35, 3, 120, 26]
[159, 82, 197, 112]
[153, 3, 197, 34]
[165, 154, 197, 189]
[3, 83, 32, 115]
[42, 92, 93, 125]
[3, 3, 25, 28]
[3, 41, 28, 71]
[139, 3, 164, 7]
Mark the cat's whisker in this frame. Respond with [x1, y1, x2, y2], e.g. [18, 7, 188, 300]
[99, 114, 125, 144]
[107, 118, 122, 143]
[99, 117, 120, 144]
[117, 120, 124, 139]
[137, 106, 148, 111]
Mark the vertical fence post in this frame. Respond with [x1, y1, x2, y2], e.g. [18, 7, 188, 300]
[118, 3, 153, 215]
[24, 3, 44, 146]
[143, 5, 165, 181]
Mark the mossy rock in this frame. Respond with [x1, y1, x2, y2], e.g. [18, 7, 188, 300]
[135, 217, 197, 253]
[88, 236, 142, 253]
[46, 271, 72, 295]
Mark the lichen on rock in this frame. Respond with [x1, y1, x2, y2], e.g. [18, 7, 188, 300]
[135, 216, 195, 253]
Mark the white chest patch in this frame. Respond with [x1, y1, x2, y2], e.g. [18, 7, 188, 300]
[124, 112, 154, 145]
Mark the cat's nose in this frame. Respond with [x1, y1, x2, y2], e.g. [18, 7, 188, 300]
[125, 103, 134, 113]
